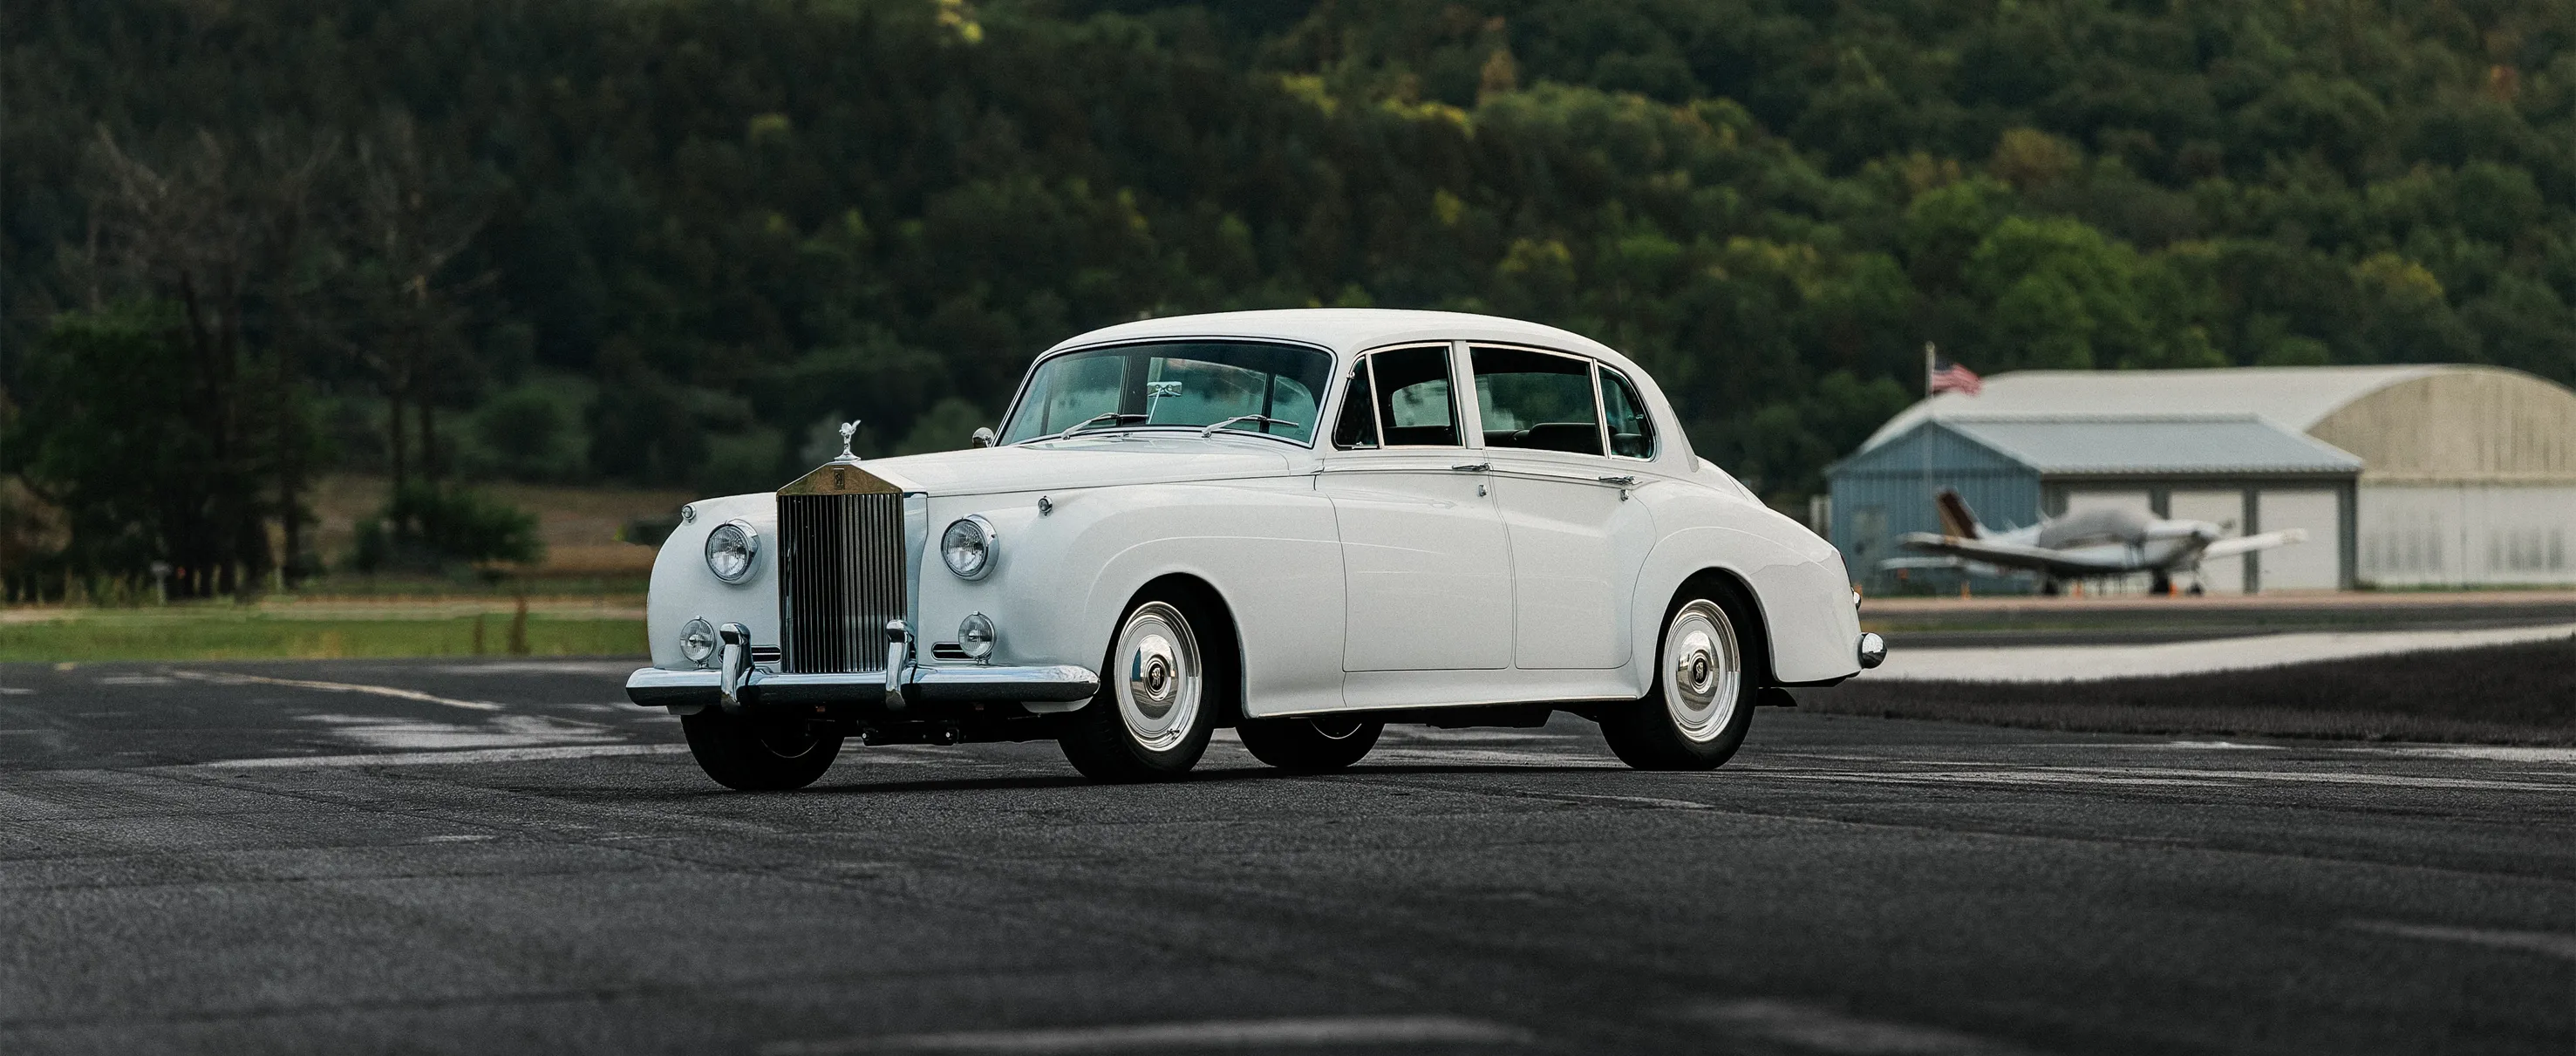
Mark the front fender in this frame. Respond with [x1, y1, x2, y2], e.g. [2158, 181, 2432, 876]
[916, 480, 1344, 718]
[1629, 499, 1862, 686]
[644, 493, 780, 671]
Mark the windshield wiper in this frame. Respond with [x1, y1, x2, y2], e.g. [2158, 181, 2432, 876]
[1051, 412, 1148, 441]
[1197, 414, 1305, 439]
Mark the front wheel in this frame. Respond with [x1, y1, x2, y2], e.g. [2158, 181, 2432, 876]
[1600, 596, 1755, 770]
[1058, 596, 1217, 782]
[1238, 715, 1382, 774]
[680, 708, 843, 790]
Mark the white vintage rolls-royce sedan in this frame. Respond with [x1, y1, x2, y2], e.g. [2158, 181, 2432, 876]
[628, 309, 1884, 789]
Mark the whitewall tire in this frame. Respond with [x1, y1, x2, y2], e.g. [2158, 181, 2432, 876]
[1601, 590, 1757, 770]
[1059, 596, 1220, 781]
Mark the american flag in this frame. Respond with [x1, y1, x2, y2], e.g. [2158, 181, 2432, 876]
[1927, 357, 1981, 396]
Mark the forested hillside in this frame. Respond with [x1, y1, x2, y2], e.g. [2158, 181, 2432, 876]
[5, 0, 2573, 589]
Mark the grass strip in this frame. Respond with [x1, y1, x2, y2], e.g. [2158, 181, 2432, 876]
[1800, 636, 2576, 746]
[0, 613, 644, 663]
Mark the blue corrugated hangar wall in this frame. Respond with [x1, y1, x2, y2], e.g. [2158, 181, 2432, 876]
[1826, 421, 2041, 593]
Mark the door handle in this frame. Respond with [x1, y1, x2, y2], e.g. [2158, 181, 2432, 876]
[1451, 462, 1490, 473]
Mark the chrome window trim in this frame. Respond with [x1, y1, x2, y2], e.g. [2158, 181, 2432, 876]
[1461, 341, 1611, 460]
[1340, 341, 1465, 450]
[1596, 364, 1658, 462]
[995, 336, 1339, 449]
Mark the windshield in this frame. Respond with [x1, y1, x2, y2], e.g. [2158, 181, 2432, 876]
[1000, 340, 1333, 445]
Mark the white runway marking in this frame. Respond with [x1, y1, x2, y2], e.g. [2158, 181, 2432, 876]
[2139, 740, 2286, 751]
[299, 712, 627, 752]
[1746, 768, 2237, 789]
[0, 686, 31, 695]
[2349, 920, 2576, 961]
[428, 660, 644, 676]
[1369, 747, 1619, 768]
[170, 670, 504, 711]
[760, 1014, 1531, 1054]
[1864, 623, 2576, 683]
[1687, 998, 2028, 1054]
[1557, 792, 1714, 810]
[1735, 764, 2576, 794]
[2340, 745, 2576, 765]
[167, 743, 689, 770]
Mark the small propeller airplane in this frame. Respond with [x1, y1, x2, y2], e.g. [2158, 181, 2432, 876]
[1883, 490, 2307, 595]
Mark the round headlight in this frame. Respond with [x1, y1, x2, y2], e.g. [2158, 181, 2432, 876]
[958, 612, 997, 660]
[678, 617, 718, 667]
[942, 515, 997, 580]
[705, 519, 760, 583]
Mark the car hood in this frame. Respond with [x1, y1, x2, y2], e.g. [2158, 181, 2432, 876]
[851, 436, 1299, 496]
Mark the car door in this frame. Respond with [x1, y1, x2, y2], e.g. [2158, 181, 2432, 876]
[1469, 345, 1659, 670]
[1317, 343, 1515, 671]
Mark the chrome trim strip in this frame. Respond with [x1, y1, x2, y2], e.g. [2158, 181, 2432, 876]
[910, 664, 1101, 702]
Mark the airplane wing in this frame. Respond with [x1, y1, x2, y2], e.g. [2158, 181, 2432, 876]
[1877, 555, 2021, 577]
[2200, 528, 2307, 561]
[1896, 533, 2132, 577]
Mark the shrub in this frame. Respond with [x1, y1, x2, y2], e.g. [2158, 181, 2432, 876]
[351, 482, 544, 573]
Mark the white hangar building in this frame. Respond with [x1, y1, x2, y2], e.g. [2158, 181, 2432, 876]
[1830, 364, 2576, 592]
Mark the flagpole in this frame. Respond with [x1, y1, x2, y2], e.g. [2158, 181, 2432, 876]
[1922, 343, 1935, 582]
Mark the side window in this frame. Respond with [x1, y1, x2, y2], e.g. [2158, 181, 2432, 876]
[1470, 346, 1604, 456]
[1331, 362, 1379, 449]
[1371, 345, 1461, 446]
[1598, 367, 1657, 459]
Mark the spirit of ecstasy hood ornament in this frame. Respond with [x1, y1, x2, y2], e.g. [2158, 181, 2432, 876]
[837, 419, 861, 462]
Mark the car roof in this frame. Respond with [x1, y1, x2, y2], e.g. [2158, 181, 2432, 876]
[1033, 308, 1699, 468]
[1044, 309, 1651, 378]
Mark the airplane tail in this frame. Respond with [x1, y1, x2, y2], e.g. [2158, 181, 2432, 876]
[1933, 489, 1984, 539]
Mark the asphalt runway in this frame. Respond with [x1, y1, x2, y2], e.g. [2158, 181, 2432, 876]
[4, 658, 2573, 1054]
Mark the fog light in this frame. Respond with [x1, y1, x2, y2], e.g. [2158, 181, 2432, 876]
[678, 617, 718, 667]
[958, 612, 997, 661]
[1857, 632, 1887, 670]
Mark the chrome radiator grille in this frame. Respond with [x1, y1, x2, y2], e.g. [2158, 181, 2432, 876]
[777, 492, 906, 674]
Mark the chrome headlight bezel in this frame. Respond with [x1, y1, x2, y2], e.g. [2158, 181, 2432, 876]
[678, 617, 719, 667]
[942, 514, 997, 580]
[704, 519, 760, 583]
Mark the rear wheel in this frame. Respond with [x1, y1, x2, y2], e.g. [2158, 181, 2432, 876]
[1058, 596, 1217, 782]
[1238, 715, 1382, 774]
[681, 708, 843, 790]
[1600, 595, 1755, 771]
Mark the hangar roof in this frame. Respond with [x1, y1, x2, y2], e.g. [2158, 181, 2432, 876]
[1857, 364, 2576, 481]
[1860, 364, 2450, 452]
[1941, 417, 2363, 476]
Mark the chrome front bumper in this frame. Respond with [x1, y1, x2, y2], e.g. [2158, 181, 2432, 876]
[626, 664, 1101, 712]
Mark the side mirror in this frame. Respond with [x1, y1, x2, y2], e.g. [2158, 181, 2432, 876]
[971, 426, 997, 449]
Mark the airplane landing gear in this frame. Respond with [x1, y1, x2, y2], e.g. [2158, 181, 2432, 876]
[2150, 571, 2173, 596]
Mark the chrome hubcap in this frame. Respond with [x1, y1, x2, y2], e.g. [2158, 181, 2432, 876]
[1116, 602, 1202, 753]
[1663, 600, 1741, 743]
